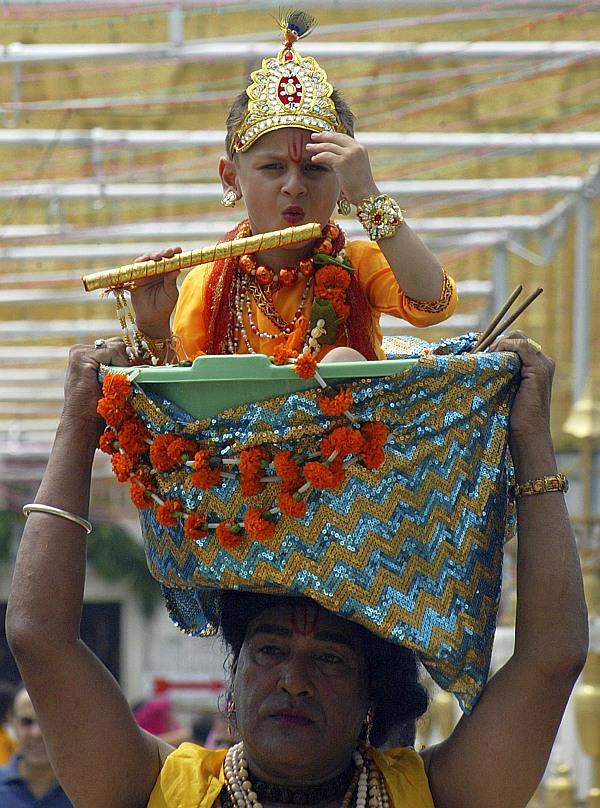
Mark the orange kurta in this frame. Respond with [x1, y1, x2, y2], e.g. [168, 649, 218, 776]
[173, 240, 457, 361]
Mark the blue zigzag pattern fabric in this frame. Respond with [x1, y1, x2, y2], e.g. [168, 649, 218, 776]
[132, 334, 520, 712]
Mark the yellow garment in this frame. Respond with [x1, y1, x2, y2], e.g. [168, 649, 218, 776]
[173, 240, 457, 361]
[147, 743, 434, 808]
[0, 727, 16, 765]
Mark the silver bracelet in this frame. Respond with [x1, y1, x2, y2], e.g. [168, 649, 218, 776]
[22, 503, 92, 535]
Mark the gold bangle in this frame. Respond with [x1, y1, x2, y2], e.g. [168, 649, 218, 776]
[356, 194, 404, 241]
[22, 503, 92, 534]
[509, 474, 568, 501]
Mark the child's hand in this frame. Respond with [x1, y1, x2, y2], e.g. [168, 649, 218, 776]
[305, 132, 379, 205]
[129, 246, 182, 337]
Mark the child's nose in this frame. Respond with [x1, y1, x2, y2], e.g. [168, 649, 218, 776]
[282, 167, 307, 196]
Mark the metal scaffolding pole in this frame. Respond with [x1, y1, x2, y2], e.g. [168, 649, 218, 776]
[2, 41, 600, 66]
[0, 130, 599, 151]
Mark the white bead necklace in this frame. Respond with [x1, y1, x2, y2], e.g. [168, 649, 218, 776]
[223, 742, 388, 808]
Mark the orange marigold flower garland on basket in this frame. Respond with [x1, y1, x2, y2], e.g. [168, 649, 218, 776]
[97, 374, 135, 429]
[273, 450, 303, 493]
[216, 522, 243, 550]
[278, 491, 307, 518]
[239, 447, 270, 497]
[271, 345, 298, 366]
[156, 499, 182, 528]
[191, 449, 222, 489]
[99, 429, 119, 455]
[359, 421, 389, 469]
[130, 480, 153, 510]
[294, 353, 318, 379]
[320, 426, 364, 459]
[97, 397, 135, 429]
[184, 513, 209, 540]
[167, 437, 197, 465]
[102, 373, 132, 402]
[111, 452, 134, 483]
[303, 457, 346, 490]
[118, 418, 151, 460]
[318, 387, 354, 417]
[243, 507, 276, 541]
[149, 433, 179, 472]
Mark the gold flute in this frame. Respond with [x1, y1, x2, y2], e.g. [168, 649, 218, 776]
[82, 223, 322, 292]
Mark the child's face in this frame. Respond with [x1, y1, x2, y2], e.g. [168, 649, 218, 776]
[229, 128, 340, 238]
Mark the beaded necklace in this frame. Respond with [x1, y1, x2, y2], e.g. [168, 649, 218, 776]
[226, 224, 343, 354]
[221, 742, 390, 808]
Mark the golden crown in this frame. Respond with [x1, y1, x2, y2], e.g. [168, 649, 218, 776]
[232, 11, 346, 154]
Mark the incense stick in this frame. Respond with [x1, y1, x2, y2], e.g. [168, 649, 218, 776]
[470, 284, 523, 353]
[476, 287, 544, 352]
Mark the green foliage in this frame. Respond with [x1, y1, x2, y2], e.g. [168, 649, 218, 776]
[0, 510, 19, 561]
[84, 522, 160, 618]
[0, 509, 159, 615]
[309, 298, 338, 344]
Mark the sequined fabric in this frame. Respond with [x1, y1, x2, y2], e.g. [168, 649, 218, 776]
[126, 334, 520, 712]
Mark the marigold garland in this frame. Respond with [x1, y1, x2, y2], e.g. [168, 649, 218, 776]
[360, 445, 386, 469]
[271, 345, 298, 366]
[97, 397, 135, 429]
[273, 450, 304, 493]
[303, 458, 345, 490]
[184, 513, 209, 539]
[156, 499, 182, 528]
[216, 522, 243, 550]
[244, 507, 276, 541]
[130, 480, 153, 510]
[111, 452, 134, 482]
[315, 264, 351, 291]
[150, 433, 179, 472]
[294, 353, 318, 379]
[191, 449, 223, 489]
[360, 421, 389, 446]
[278, 491, 307, 518]
[101, 367, 392, 544]
[99, 429, 119, 455]
[320, 426, 363, 459]
[167, 437, 197, 464]
[118, 419, 150, 459]
[318, 387, 354, 417]
[102, 374, 132, 402]
[131, 465, 155, 490]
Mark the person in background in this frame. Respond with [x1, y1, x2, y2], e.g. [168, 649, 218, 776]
[0, 681, 16, 765]
[203, 714, 235, 750]
[0, 687, 73, 807]
[133, 696, 190, 747]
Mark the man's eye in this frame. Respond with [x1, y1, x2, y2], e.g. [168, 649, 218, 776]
[258, 644, 284, 656]
[318, 653, 343, 664]
[261, 163, 283, 170]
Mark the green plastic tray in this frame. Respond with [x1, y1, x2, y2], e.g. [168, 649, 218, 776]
[134, 354, 418, 420]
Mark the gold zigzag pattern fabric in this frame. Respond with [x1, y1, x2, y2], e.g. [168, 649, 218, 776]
[117, 337, 520, 712]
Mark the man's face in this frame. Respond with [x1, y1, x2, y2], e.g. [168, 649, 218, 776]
[12, 690, 49, 768]
[233, 601, 370, 784]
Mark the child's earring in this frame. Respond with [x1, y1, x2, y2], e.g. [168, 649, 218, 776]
[337, 195, 352, 216]
[221, 189, 238, 208]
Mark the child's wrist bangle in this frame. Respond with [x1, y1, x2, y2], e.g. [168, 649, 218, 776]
[356, 194, 404, 241]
